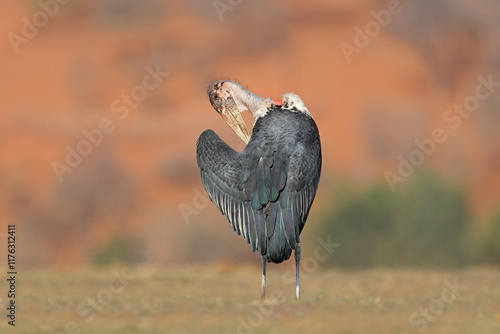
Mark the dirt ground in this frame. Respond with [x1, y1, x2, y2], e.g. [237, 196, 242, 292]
[4, 265, 500, 334]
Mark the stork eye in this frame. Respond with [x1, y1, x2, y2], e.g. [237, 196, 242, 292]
[213, 92, 219, 99]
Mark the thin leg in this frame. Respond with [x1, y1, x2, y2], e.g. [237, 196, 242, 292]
[261, 256, 267, 300]
[295, 240, 301, 301]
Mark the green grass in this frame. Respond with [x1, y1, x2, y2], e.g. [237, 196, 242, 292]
[4, 265, 500, 333]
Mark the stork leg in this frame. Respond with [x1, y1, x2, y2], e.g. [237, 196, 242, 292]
[261, 256, 267, 300]
[295, 240, 301, 301]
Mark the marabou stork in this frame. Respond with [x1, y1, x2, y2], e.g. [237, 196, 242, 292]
[196, 80, 321, 300]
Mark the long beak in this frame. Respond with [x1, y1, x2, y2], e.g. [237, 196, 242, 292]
[219, 95, 250, 144]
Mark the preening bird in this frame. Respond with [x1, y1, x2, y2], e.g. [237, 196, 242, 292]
[196, 80, 321, 300]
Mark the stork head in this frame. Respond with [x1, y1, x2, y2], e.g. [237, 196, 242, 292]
[208, 80, 267, 144]
[207, 80, 312, 143]
[207, 81, 251, 143]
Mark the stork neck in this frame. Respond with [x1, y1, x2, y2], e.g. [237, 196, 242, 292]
[223, 81, 265, 119]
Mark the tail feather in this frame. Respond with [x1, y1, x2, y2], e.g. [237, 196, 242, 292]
[282, 199, 296, 249]
[265, 203, 293, 263]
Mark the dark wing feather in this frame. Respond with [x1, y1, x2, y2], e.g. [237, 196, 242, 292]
[196, 130, 266, 253]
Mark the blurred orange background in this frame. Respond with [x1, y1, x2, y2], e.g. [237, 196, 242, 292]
[1, 0, 499, 268]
